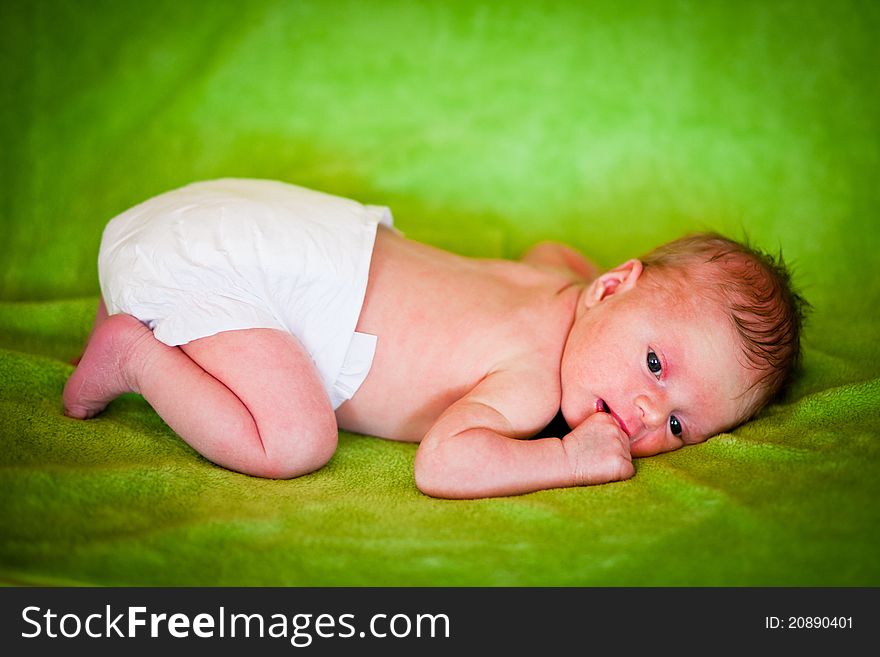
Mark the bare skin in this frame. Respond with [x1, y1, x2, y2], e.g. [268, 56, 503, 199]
[65, 228, 753, 498]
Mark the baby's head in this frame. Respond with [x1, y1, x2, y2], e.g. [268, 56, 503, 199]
[560, 232, 808, 457]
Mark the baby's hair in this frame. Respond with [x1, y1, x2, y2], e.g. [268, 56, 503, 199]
[640, 232, 809, 416]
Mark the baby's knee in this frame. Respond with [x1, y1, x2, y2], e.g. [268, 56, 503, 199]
[259, 416, 338, 479]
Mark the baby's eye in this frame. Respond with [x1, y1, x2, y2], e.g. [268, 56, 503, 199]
[669, 415, 683, 437]
[647, 350, 662, 377]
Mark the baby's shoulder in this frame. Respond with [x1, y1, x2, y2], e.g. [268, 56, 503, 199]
[458, 359, 561, 438]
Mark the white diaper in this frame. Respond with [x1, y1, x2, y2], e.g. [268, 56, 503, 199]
[98, 178, 393, 409]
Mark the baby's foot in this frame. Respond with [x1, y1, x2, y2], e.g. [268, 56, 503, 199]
[71, 298, 110, 366]
[63, 314, 153, 419]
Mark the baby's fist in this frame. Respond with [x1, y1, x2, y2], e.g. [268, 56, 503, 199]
[562, 412, 634, 486]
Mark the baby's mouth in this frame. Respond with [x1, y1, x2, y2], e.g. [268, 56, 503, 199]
[596, 398, 631, 439]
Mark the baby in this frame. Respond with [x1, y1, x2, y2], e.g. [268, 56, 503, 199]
[63, 179, 807, 498]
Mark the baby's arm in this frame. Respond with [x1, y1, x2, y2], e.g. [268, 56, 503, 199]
[414, 372, 633, 499]
[520, 241, 599, 281]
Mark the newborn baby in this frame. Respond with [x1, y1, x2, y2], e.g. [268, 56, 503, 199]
[63, 179, 807, 498]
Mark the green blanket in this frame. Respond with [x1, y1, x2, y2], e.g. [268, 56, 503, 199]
[2, 0, 878, 586]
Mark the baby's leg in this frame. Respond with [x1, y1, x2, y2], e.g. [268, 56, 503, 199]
[63, 314, 337, 479]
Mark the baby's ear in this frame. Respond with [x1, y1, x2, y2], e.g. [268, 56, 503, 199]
[584, 259, 643, 307]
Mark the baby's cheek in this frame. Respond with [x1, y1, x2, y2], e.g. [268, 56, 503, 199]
[557, 377, 573, 420]
[558, 377, 589, 428]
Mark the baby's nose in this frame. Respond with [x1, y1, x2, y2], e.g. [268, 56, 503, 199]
[635, 394, 666, 430]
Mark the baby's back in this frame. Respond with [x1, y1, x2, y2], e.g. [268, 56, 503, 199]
[336, 227, 577, 441]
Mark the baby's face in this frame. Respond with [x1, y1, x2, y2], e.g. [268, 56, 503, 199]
[560, 263, 757, 457]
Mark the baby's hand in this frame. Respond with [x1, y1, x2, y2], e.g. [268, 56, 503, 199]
[562, 413, 634, 486]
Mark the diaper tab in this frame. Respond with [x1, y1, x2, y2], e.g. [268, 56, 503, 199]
[329, 331, 378, 409]
[365, 205, 394, 228]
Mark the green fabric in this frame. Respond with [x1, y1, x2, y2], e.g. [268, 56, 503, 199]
[2, 0, 878, 586]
